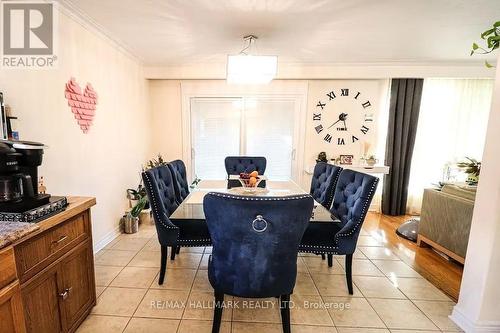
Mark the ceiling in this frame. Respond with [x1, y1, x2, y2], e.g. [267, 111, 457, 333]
[62, 0, 500, 66]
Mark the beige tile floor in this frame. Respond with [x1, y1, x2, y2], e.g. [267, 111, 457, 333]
[78, 224, 463, 333]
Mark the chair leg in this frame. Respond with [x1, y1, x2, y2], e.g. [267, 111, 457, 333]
[327, 254, 333, 267]
[159, 246, 167, 285]
[321, 253, 326, 260]
[176, 246, 181, 254]
[345, 254, 353, 295]
[212, 291, 224, 333]
[280, 294, 291, 333]
[170, 246, 177, 260]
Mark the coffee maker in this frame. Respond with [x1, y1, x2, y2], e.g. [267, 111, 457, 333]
[0, 140, 50, 212]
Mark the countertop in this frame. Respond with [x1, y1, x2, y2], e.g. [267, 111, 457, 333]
[0, 221, 39, 249]
[0, 196, 96, 250]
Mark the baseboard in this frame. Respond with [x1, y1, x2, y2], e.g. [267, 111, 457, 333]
[451, 305, 500, 332]
[93, 226, 121, 253]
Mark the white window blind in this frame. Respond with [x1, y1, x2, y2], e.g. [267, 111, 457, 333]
[191, 97, 296, 181]
[191, 98, 241, 180]
[245, 99, 294, 180]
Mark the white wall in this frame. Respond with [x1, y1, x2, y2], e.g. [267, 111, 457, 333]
[149, 80, 183, 161]
[451, 56, 500, 332]
[148, 79, 390, 190]
[0, 9, 151, 250]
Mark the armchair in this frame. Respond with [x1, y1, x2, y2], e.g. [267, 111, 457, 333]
[203, 192, 314, 333]
[300, 169, 379, 294]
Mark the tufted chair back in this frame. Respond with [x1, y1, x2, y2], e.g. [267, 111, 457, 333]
[203, 192, 313, 298]
[224, 156, 267, 174]
[330, 169, 379, 254]
[168, 160, 190, 204]
[225, 156, 267, 189]
[142, 166, 180, 245]
[310, 162, 342, 209]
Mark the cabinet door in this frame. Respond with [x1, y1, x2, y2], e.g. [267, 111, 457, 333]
[0, 281, 27, 333]
[59, 240, 95, 331]
[21, 265, 64, 333]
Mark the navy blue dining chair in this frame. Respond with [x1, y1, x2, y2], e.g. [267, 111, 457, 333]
[203, 192, 314, 333]
[300, 169, 379, 294]
[167, 159, 190, 257]
[142, 165, 211, 285]
[224, 156, 267, 189]
[168, 159, 190, 204]
[310, 162, 342, 209]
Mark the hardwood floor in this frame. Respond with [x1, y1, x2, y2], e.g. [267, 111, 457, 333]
[363, 212, 464, 302]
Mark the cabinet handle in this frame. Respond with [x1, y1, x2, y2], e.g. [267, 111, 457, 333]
[59, 287, 72, 300]
[52, 235, 68, 246]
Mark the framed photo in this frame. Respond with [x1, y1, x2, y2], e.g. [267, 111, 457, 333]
[339, 155, 354, 165]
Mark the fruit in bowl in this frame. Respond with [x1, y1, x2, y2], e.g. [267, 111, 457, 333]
[239, 171, 262, 189]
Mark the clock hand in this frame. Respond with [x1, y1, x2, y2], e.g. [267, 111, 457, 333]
[327, 119, 341, 129]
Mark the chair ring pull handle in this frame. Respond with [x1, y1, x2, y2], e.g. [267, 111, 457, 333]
[252, 215, 268, 233]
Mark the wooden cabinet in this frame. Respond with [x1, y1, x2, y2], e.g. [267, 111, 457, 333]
[0, 281, 27, 333]
[16, 212, 89, 283]
[21, 240, 94, 333]
[0, 197, 96, 333]
[59, 241, 94, 332]
[22, 264, 63, 333]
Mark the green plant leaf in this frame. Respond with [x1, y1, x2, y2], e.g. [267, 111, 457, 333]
[472, 42, 479, 50]
[494, 21, 500, 28]
[485, 60, 493, 68]
[481, 28, 495, 39]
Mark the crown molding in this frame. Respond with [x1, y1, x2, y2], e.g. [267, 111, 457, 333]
[55, 0, 143, 64]
[144, 61, 496, 80]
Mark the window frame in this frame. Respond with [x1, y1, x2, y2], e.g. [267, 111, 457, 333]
[181, 81, 308, 184]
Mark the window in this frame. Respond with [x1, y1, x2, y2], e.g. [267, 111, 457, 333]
[190, 97, 297, 181]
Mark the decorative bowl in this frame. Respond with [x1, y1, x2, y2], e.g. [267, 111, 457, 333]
[238, 177, 263, 192]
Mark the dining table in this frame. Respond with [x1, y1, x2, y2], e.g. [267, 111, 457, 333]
[169, 179, 340, 246]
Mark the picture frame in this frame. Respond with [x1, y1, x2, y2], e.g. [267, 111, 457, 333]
[339, 154, 354, 165]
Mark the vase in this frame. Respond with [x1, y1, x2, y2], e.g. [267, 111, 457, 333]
[123, 215, 139, 234]
[366, 158, 377, 167]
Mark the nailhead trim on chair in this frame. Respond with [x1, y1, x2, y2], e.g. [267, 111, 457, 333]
[143, 171, 178, 230]
[207, 192, 312, 201]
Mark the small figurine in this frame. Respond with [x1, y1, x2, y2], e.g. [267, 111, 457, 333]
[38, 176, 47, 194]
[316, 152, 327, 163]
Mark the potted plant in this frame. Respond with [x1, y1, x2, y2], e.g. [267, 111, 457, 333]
[365, 155, 378, 167]
[457, 157, 481, 185]
[123, 196, 147, 234]
[144, 153, 168, 170]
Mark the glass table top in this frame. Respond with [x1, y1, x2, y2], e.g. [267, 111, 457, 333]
[170, 180, 339, 224]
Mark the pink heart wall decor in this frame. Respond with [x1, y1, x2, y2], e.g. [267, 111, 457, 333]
[64, 77, 98, 133]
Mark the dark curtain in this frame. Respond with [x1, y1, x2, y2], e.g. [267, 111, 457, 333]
[382, 79, 424, 216]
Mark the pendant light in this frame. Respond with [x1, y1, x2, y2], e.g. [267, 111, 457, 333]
[227, 35, 278, 84]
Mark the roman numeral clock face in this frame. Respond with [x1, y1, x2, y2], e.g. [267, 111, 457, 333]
[313, 89, 374, 145]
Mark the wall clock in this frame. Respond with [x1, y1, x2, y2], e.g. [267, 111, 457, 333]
[312, 88, 374, 145]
